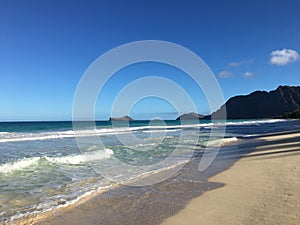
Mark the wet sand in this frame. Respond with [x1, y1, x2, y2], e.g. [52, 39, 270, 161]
[22, 129, 300, 225]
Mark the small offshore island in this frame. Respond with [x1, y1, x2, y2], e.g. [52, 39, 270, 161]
[109, 116, 134, 121]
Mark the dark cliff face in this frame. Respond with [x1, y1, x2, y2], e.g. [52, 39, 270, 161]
[176, 112, 204, 120]
[212, 86, 300, 119]
[283, 109, 300, 118]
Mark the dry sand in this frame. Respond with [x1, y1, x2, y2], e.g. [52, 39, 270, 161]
[162, 131, 300, 225]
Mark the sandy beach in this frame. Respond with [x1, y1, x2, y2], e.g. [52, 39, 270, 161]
[19, 129, 300, 225]
[163, 130, 300, 225]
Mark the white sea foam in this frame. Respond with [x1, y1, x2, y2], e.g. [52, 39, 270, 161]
[45, 149, 113, 165]
[241, 134, 260, 138]
[0, 157, 40, 174]
[8, 183, 116, 224]
[225, 119, 286, 126]
[0, 149, 113, 174]
[206, 137, 239, 147]
[141, 128, 181, 133]
[0, 134, 67, 143]
[0, 119, 286, 143]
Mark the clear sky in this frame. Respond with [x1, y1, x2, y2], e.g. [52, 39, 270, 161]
[1, 0, 300, 121]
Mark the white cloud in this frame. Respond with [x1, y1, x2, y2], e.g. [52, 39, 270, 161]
[218, 70, 233, 78]
[228, 61, 241, 67]
[270, 48, 300, 66]
[228, 60, 253, 68]
[243, 72, 254, 78]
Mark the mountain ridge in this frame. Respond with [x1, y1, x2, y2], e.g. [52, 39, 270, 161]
[207, 85, 300, 119]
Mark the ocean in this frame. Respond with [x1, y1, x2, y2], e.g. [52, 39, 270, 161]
[0, 119, 299, 223]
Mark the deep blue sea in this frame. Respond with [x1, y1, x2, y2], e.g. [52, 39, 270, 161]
[0, 119, 299, 223]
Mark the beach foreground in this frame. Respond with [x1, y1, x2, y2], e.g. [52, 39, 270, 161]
[163, 130, 300, 225]
[20, 129, 300, 225]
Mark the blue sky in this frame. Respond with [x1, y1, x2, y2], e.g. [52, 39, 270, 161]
[1, 0, 300, 121]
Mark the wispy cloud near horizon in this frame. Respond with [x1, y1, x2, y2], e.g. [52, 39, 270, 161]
[243, 71, 254, 78]
[228, 61, 241, 67]
[228, 60, 254, 68]
[218, 59, 254, 79]
[270, 48, 299, 66]
[218, 70, 233, 78]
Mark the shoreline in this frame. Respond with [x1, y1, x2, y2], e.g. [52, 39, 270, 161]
[26, 136, 252, 224]
[15, 129, 300, 225]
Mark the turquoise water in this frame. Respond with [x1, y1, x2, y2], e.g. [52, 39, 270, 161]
[0, 119, 298, 222]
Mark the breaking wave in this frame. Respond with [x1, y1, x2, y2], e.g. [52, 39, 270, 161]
[0, 149, 113, 174]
